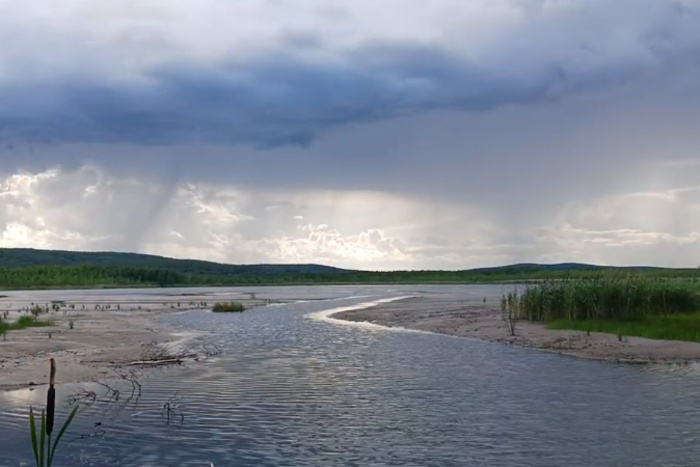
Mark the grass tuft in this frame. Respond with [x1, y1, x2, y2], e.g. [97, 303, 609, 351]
[211, 301, 245, 313]
[0, 315, 53, 334]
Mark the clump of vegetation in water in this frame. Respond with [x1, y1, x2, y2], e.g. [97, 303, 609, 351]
[503, 277, 700, 342]
[212, 302, 245, 313]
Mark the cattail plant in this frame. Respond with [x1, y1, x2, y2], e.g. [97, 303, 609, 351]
[28, 358, 78, 467]
[501, 293, 517, 336]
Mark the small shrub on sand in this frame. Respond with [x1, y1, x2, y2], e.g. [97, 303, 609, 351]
[30, 305, 45, 320]
[212, 302, 245, 313]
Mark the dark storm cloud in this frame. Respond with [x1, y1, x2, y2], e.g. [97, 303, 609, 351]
[1, 0, 699, 149]
[2, 47, 482, 146]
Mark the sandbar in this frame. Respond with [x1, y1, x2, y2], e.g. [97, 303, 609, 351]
[331, 295, 700, 364]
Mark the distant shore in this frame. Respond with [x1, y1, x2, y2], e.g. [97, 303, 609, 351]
[331, 296, 700, 365]
[0, 280, 542, 292]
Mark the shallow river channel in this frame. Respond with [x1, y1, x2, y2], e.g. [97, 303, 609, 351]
[2, 285, 700, 466]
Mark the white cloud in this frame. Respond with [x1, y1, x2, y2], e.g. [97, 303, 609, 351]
[0, 166, 505, 269]
[536, 188, 700, 266]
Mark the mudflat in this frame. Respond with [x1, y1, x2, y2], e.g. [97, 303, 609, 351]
[331, 295, 700, 364]
[0, 294, 263, 390]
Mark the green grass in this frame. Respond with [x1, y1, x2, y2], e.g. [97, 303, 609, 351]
[0, 315, 53, 334]
[211, 301, 245, 312]
[548, 314, 700, 343]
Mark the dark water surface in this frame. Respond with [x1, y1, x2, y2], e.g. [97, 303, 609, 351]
[2, 285, 700, 467]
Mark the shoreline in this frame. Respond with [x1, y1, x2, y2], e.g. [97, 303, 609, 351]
[5, 288, 700, 393]
[331, 296, 700, 365]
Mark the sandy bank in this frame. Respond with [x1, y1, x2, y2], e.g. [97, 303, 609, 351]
[331, 296, 700, 364]
[0, 294, 267, 391]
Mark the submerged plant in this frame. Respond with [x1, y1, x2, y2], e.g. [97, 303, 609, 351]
[28, 359, 79, 467]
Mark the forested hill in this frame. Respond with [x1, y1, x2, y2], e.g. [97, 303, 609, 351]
[0, 248, 347, 274]
[0, 248, 696, 289]
[0, 248, 353, 288]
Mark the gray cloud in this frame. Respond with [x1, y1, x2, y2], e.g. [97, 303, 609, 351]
[0, 0, 699, 148]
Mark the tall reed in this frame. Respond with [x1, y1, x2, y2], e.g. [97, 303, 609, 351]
[503, 276, 700, 322]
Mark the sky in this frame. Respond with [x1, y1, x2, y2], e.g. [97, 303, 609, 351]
[1, 0, 700, 270]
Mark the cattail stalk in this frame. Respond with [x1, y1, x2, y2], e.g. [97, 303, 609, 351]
[46, 358, 56, 436]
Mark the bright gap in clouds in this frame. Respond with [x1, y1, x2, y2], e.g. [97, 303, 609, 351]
[0, 164, 502, 270]
[2, 154, 700, 270]
[1, 0, 700, 269]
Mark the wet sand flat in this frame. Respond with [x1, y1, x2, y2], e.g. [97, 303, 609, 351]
[0, 293, 266, 390]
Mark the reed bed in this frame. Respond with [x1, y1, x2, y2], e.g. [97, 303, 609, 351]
[503, 276, 700, 322]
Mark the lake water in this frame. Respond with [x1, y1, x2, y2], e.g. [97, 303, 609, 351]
[2, 284, 700, 466]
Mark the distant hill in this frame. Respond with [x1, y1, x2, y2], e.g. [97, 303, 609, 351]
[0, 248, 688, 274]
[0, 248, 351, 275]
[466, 262, 601, 273]
[465, 262, 672, 274]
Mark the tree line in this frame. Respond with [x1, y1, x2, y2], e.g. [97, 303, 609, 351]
[0, 264, 697, 289]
